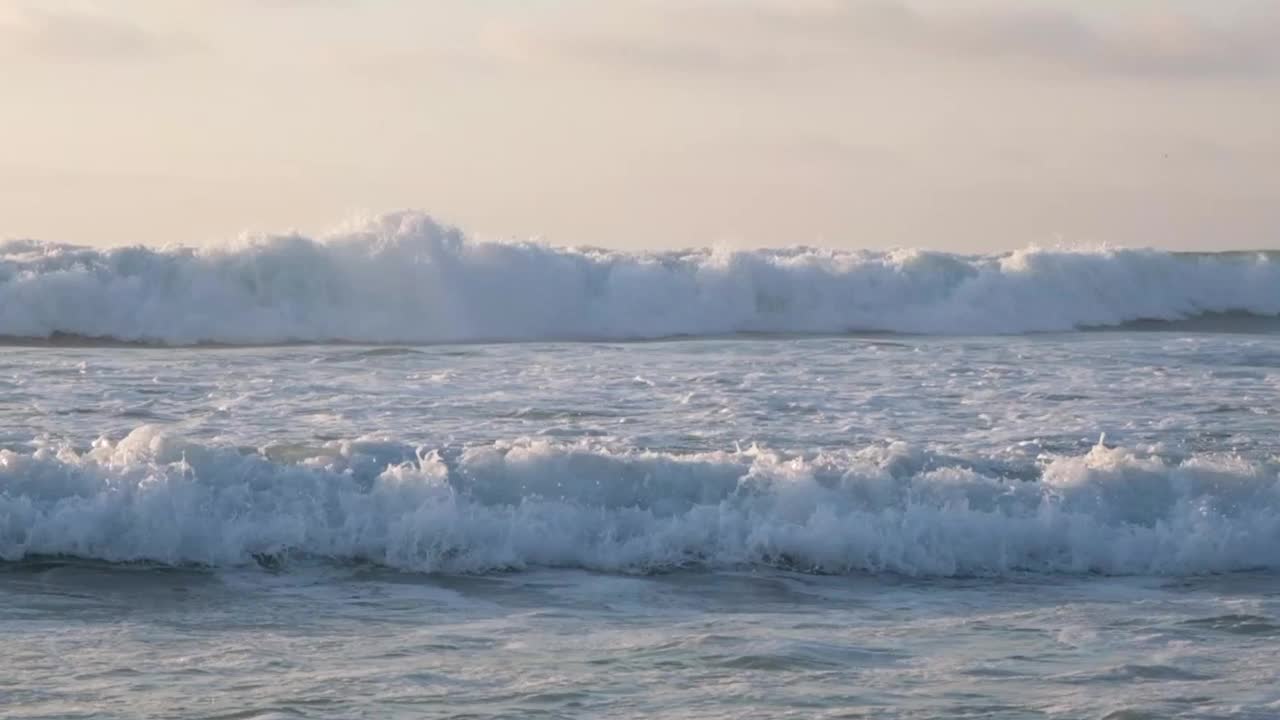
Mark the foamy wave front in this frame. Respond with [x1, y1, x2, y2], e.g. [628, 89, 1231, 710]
[2, 211, 1279, 344]
[2, 426, 1277, 576]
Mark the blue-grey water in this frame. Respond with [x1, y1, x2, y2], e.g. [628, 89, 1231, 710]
[3, 333, 1280, 718]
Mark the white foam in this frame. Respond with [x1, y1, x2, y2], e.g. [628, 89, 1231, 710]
[2, 426, 1277, 576]
[2, 211, 1278, 344]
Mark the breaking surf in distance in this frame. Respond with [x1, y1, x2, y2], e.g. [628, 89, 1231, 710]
[2, 211, 1279, 346]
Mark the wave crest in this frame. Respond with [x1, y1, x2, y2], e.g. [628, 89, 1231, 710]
[2, 426, 1278, 576]
[3, 212, 1279, 344]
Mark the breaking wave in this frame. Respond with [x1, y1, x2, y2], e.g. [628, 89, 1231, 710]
[2, 212, 1279, 345]
[2, 426, 1278, 576]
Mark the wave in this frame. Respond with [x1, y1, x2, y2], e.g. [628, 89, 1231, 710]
[2, 211, 1279, 345]
[2, 426, 1278, 576]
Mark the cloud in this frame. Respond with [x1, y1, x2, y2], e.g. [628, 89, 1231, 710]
[814, 1, 1280, 79]
[479, 1, 1280, 81]
[468, 7, 800, 79]
[249, 0, 353, 8]
[0, 7, 199, 62]
[550, 33, 790, 77]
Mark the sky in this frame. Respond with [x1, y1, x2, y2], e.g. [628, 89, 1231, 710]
[1, 0, 1277, 251]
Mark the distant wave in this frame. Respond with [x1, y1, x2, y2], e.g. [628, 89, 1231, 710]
[2, 426, 1279, 576]
[3, 211, 1279, 345]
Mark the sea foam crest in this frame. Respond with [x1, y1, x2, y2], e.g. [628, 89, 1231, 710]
[2, 426, 1278, 576]
[2, 211, 1279, 344]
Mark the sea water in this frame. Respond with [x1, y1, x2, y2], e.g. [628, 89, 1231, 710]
[2, 215, 1279, 718]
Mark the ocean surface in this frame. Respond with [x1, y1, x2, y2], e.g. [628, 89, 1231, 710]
[3, 214, 1280, 718]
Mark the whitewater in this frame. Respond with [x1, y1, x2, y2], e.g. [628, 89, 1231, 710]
[2, 211, 1279, 345]
[4, 427, 1280, 577]
[3, 214, 1280, 719]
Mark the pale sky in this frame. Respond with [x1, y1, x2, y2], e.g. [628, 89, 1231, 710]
[2, 0, 1277, 251]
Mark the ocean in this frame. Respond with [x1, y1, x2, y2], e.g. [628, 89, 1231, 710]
[2, 213, 1279, 718]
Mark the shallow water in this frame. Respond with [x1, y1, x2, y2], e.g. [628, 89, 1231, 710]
[3, 333, 1280, 717]
[4, 563, 1280, 719]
